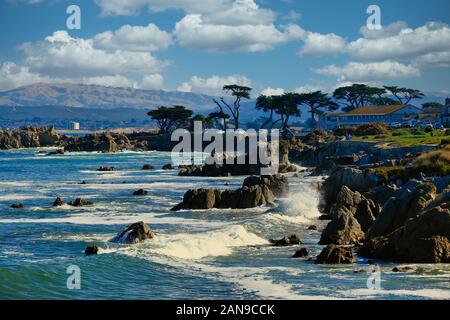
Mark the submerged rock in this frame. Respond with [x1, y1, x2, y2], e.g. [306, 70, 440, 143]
[142, 164, 154, 170]
[162, 163, 173, 170]
[270, 234, 301, 247]
[85, 246, 99, 255]
[110, 221, 155, 244]
[10, 204, 24, 209]
[133, 189, 148, 196]
[52, 197, 65, 207]
[308, 225, 318, 231]
[315, 245, 355, 264]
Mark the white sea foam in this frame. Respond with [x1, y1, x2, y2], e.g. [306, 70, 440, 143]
[339, 288, 450, 299]
[148, 225, 268, 259]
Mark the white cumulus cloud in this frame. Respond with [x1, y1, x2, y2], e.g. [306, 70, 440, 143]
[178, 74, 252, 96]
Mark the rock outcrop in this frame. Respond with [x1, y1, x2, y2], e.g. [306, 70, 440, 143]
[110, 221, 155, 244]
[0, 126, 60, 150]
[319, 211, 365, 245]
[142, 164, 154, 170]
[315, 245, 355, 264]
[85, 246, 99, 255]
[171, 185, 275, 211]
[52, 197, 65, 207]
[359, 202, 450, 263]
[242, 175, 290, 198]
[292, 248, 309, 258]
[366, 181, 436, 240]
[322, 167, 382, 207]
[63, 132, 132, 153]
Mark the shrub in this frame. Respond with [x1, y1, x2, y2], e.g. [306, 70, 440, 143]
[424, 126, 433, 133]
[412, 145, 450, 177]
[445, 129, 450, 136]
[354, 123, 389, 136]
[333, 126, 356, 137]
[441, 137, 450, 145]
[411, 128, 426, 135]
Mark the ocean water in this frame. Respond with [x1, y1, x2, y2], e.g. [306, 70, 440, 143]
[0, 148, 449, 300]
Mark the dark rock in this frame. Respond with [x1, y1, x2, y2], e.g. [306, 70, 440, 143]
[69, 198, 94, 207]
[292, 248, 309, 258]
[243, 174, 290, 198]
[63, 132, 132, 153]
[392, 266, 414, 273]
[278, 163, 298, 174]
[110, 221, 155, 244]
[319, 214, 333, 220]
[52, 197, 65, 207]
[97, 166, 115, 172]
[142, 164, 154, 170]
[359, 202, 450, 263]
[133, 189, 148, 196]
[367, 181, 436, 240]
[10, 204, 24, 209]
[162, 163, 173, 170]
[0, 126, 60, 150]
[319, 211, 365, 245]
[46, 149, 64, 156]
[308, 225, 318, 231]
[85, 246, 99, 255]
[315, 245, 356, 264]
[270, 234, 301, 247]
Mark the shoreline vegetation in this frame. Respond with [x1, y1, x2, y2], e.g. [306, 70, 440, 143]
[1, 124, 449, 267]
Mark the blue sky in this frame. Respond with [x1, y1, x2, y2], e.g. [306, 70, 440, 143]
[0, 0, 449, 96]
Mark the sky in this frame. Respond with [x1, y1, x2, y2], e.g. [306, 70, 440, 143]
[0, 0, 449, 96]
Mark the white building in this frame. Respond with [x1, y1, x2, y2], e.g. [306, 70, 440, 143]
[71, 122, 80, 130]
[319, 104, 421, 130]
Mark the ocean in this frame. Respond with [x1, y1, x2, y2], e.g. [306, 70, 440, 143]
[0, 149, 449, 300]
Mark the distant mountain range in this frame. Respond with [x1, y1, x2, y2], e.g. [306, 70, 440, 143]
[0, 83, 216, 111]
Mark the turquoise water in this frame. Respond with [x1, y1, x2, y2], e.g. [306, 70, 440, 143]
[0, 149, 449, 300]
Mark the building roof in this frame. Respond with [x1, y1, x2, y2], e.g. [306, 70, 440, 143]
[345, 105, 407, 116]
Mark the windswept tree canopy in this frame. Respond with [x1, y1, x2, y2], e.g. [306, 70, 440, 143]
[147, 105, 193, 134]
[256, 94, 279, 129]
[213, 84, 252, 129]
[333, 84, 387, 112]
[296, 91, 337, 128]
[383, 86, 425, 104]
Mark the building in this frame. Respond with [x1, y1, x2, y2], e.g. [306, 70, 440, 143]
[71, 122, 80, 130]
[440, 98, 450, 127]
[319, 104, 421, 130]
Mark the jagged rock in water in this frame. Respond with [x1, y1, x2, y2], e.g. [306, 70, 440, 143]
[85, 246, 99, 255]
[292, 248, 309, 258]
[367, 181, 436, 240]
[110, 221, 155, 244]
[319, 211, 365, 245]
[53, 197, 65, 207]
[243, 174, 290, 198]
[308, 225, 318, 231]
[315, 245, 355, 264]
[142, 164, 154, 170]
[133, 189, 148, 196]
[68, 198, 94, 207]
[359, 202, 450, 263]
[63, 132, 132, 153]
[10, 204, 24, 209]
[97, 166, 115, 172]
[270, 234, 301, 247]
[171, 185, 275, 211]
[162, 163, 173, 170]
[0, 126, 60, 150]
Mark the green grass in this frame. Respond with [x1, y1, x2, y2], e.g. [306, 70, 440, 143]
[352, 128, 446, 147]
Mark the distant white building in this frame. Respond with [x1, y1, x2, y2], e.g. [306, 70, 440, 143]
[71, 122, 80, 130]
[319, 104, 421, 130]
